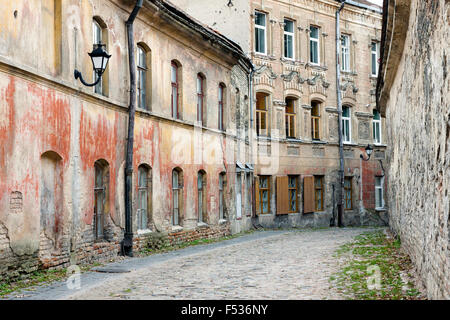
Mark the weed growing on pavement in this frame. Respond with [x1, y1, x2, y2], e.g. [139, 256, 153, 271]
[330, 230, 425, 300]
[0, 261, 106, 298]
[0, 268, 67, 297]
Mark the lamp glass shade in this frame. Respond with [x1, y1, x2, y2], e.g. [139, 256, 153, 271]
[88, 44, 111, 74]
[91, 56, 104, 71]
[365, 145, 373, 156]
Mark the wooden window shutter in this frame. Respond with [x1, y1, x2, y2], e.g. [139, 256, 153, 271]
[255, 177, 260, 215]
[276, 176, 289, 215]
[303, 176, 315, 213]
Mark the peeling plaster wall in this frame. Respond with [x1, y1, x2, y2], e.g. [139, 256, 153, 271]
[0, 0, 250, 279]
[381, 0, 449, 300]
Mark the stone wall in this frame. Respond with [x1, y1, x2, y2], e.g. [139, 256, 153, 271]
[378, 0, 449, 299]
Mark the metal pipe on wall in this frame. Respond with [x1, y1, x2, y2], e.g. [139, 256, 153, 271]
[123, 0, 143, 257]
[336, 0, 346, 227]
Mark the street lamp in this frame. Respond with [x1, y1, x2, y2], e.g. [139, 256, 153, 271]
[74, 44, 111, 87]
[360, 144, 373, 161]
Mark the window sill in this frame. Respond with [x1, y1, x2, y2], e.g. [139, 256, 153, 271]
[312, 140, 327, 144]
[375, 208, 386, 212]
[218, 219, 228, 225]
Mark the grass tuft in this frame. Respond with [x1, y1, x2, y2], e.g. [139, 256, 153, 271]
[330, 230, 425, 300]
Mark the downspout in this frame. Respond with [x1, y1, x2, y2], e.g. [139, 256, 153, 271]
[122, 0, 143, 257]
[336, 1, 346, 227]
[248, 62, 255, 217]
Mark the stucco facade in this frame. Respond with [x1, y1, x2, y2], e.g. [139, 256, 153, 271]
[0, 0, 252, 279]
[377, 0, 449, 300]
[248, 0, 387, 228]
[123, 0, 389, 231]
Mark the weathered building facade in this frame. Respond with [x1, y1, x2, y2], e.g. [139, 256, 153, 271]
[0, 0, 252, 279]
[174, 0, 388, 229]
[249, 0, 387, 229]
[377, 0, 449, 299]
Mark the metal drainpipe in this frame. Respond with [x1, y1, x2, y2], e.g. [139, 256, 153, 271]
[123, 0, 143, 257]
[248, 63, 255, 167]
[248, 63, 255, 216]
[336, 1, 346, 227]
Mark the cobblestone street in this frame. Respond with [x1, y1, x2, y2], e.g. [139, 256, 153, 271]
[58, 228, 375, 300]
[3, 228, 382, 300]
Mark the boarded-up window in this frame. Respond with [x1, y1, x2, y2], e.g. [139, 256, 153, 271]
[40, 151, 62, 246]
[303, 176, 315, 213]
[94, 160, 109, 240]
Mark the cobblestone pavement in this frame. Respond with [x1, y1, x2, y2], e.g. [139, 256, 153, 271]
[61, 227, 377, 300]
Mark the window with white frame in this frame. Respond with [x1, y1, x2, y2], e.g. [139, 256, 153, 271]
[371, 42, 379, 76]
[342, 105, 351, 143]
[284, 19, 294, 60]
[309, 26, 320, 65]
[373, 109, 382, 144]
[341, 34, 350, 71]
[255, 11, 266, 54]
[375, 176, 384, 209]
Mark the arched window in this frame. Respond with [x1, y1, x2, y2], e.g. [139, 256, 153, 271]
[137, 165, 151, 230]
[171, 60, 181, 119]
[172, 168, 183, 226]
[256, 92, 269, 136]
[137, 44, 150, 110]
[285, 97, 297, 138]
[197, 170, 206, 223]
[94, 159, 109, 240]
[197, 74, 205, 125]
[93, 17, 108, 96]
[342, 105, 351, 143]
[219, 172, 226, 220]
[218, 83, 226, 131]
[311, 101, 321, 140]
